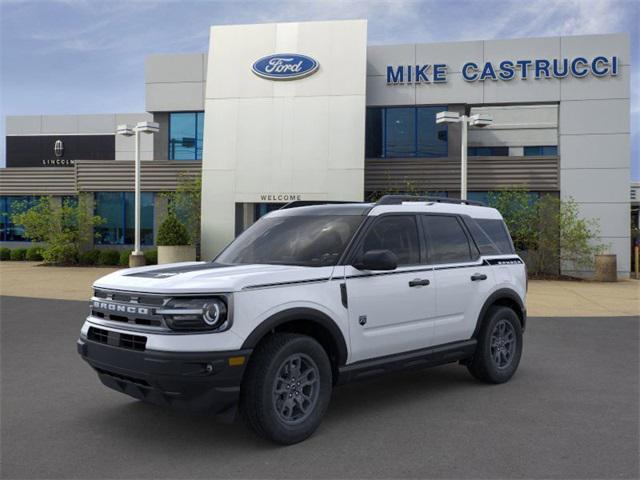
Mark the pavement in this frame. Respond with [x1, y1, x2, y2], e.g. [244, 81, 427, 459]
[1, 261, 638, 317]
[1, 295, 638, 479]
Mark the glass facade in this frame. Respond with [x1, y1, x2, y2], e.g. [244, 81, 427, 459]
[468, 146, 509, 156]
[524, 146, 558, 156]
[366, 106, 448, 158]
[0, 196, 39, 242]
[469, 191, 541, 206]
[95, 192, 154, 245]
[169, 112, 204, 160]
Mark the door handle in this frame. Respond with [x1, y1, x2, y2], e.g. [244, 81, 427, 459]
[409, 279, 430, 287]
[471, 273, 487, 281]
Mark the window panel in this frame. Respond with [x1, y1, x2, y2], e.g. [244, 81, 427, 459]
[365, 108, 383, 158]
[468, 146, 508, 156]
[417, 107, 448, 157]
[476, 219, 515, 255]
[423, 215, 473, 264]
[360, 216, 420, 266]
[0, 196, 38, 242]
[169, 112, 204, 160]
[524, 145, 557, 156]
[385, 108, 415, 157]
[95, 192, 154, 245]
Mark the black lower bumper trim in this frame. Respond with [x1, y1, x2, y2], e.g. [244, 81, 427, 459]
[77, 337, 252, 415]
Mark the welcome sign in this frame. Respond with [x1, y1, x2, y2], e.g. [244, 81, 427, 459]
[386, 55, 620, 84]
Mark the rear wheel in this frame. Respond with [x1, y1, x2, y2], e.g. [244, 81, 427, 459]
[240, 333, 332, 444]
[467, 306, 522, 384]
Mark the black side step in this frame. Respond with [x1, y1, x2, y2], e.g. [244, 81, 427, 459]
[336, 339, 477, 385]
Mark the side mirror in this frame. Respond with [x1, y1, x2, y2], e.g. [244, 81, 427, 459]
[353, 249, 398, 271]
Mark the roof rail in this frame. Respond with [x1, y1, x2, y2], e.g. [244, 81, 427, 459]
[279, 200, 362, 210]
[375, 195, 485, 207]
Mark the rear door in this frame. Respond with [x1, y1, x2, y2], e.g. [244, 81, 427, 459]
[344, 214, 436, 363]
[421, 214, 494, 345]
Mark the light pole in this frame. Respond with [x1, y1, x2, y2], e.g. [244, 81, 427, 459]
[116, 121, 159, 267]
[436, 111, 492, 200]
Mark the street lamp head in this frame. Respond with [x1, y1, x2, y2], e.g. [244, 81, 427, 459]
[436, 111, 461, 124]
[116, 124, 135, 137]
[135, 121, 160, 134]
[469, 114, 493, 127]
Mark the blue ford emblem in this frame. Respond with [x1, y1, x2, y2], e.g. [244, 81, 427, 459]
[252, 53, 319, 80]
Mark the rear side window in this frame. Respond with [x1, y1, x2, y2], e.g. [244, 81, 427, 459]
[422, 215, 473, 264]
[476, 219, 515, 255]
[359, 215, 420, 266]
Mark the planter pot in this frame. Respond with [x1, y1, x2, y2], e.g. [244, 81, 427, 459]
[158, 245, 196, 265]
[594, 254, 617, 282]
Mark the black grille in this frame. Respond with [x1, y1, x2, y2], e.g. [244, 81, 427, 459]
[94, 289, 165, 306]
[87, 327, 147, 351]
[94, 367, 150, 387]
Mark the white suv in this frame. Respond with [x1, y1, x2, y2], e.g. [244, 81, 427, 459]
[78, 195, 527, 444]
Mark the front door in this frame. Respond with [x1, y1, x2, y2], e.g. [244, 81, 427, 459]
[344, 215, 436, 363]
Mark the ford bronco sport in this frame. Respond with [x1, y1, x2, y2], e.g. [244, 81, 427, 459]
[78, 195, 526, 444]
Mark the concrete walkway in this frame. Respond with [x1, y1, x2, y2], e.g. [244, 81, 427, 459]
[0, 261, 638, 317]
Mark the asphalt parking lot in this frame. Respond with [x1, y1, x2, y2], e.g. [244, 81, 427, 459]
[1, 296, 638, 479]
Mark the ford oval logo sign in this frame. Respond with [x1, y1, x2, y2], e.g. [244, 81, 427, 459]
[252, 53, 319, 80]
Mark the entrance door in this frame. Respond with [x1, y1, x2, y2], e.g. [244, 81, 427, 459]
[345, 215, 436, 363]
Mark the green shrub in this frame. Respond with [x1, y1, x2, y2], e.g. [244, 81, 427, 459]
[0, 248, 10, 261]
[10, 195, 104, 265]
[157, 214, 190, 246]
[144, 249, 158, 265]
[98, 250, 120, 266]
[10, 248, 27, 261]
[42, 244, 79, 265]
[79, 249, 101, 265]
[25, 246, 44, 261]
[119, 250, 130, 267]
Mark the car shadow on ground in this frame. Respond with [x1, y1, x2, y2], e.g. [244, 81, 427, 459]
[77, 363, 491, 450]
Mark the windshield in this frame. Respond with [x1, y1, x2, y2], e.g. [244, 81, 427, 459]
[216, 215, 364, 267]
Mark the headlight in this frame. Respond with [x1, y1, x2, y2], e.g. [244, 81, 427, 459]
[159, 297, 230, 332]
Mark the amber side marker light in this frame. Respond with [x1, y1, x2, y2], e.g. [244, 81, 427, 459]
[228, 356, 246, 366]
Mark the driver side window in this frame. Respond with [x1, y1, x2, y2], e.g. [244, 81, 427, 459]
[359, 216, 420, 266]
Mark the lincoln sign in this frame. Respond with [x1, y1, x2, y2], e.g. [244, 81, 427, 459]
[386, 55, 620, 84]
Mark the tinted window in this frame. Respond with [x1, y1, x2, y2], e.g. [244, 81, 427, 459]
[169, 112, 204, 160]
[476, 219, 515, 254]
[468, 146, 509, 156]
[365, 108, 383, 158]
[524, 145, 558, 156]
[359, 216, 420, 266]
[422, 215, 473, 264]
[216, 215, 363, 267]
[463, 218, 500, 255]
[386, 108, 415, 157]
[95, 192, 154, 245]
[364, 106, 448, 158]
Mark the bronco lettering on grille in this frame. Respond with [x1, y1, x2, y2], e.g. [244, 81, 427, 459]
[92, 301, 149, 315]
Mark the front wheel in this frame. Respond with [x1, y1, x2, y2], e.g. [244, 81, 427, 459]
[467, 306, 523, 384]
[240, 333, 332, 444]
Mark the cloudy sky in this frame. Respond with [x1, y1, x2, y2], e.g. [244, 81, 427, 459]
[1, 0, 638, 178]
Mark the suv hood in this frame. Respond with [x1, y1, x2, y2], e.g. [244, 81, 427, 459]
[93, 262, 335, 294]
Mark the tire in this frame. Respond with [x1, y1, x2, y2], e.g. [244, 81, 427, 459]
[467, 306, 523, 384]
[240, 333, 332, 445]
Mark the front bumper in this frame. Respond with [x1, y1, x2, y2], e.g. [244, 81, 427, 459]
[77, 336, 252, 416]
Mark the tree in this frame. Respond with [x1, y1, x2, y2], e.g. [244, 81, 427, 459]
[487, 189, 604, 277]
[11, 196, 104, 265]
[163, 173, 201, 245]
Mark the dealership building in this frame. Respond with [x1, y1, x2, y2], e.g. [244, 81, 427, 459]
[0, 20, 632, 276]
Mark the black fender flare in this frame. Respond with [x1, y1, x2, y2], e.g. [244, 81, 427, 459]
[472, 288, 527, 338]
[241, 307, 349, 366]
